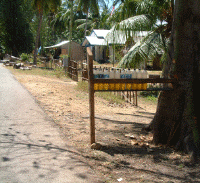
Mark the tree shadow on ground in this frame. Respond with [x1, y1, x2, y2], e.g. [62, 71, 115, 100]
[87, 143, 200, 182]
[95, 116, 150, 135]
[0, 128, 98, 182]
[99, 142, 172, 157]
[116, 111, 155, 120]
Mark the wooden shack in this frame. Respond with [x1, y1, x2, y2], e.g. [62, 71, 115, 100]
[45, 41, 85, 61]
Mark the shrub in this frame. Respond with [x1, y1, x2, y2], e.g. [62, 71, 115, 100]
[20, 53, 29, 62]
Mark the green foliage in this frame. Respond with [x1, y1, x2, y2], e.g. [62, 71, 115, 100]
[108, 0, 172, 69]
[20, 53, 30, 62]
[0, 0, 34, 55]
[140, 90, 160, 98]
[118, 31, 169, 68]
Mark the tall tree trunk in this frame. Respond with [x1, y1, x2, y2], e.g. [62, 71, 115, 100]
[146, 0, 200, 158]
[84, 9, 89, 38]
[68, 0, 73, 63]
[33, 11, 43, 65]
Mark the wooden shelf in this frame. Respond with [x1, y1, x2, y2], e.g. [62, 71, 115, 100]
[94, 88, 173, 92]
[92, 78, 177, 84]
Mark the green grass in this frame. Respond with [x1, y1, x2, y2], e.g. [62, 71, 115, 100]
[7, 66, 68, 80]
[145, 96, 158, 102]
[139, 90, 159, 102]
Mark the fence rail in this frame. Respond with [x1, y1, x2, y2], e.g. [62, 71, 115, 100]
[68, 60, 78, 82]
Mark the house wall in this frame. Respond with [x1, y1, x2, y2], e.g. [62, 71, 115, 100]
[109, 46, 115, 63]
[61, 42, 85, 61]
[94, 46, 105, 62]
[95, 46, 100, 61]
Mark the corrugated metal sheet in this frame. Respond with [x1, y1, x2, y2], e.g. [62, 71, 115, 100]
[82, 29, 150, 46]
[44, 41, 70, 49]
[82, 36, 107, 46]
[92, 29, 110, 38]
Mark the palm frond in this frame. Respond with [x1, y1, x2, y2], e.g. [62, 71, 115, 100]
[104, 15, 152, 45]
[76, 23, 86, 30]
[75, 19, 86, 24]
[114, 14, 153, 32]
[119, 31, 169, 68]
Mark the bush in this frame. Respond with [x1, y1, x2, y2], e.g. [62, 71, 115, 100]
[140, 90, 160, 98]
[20, 53, 29, 62]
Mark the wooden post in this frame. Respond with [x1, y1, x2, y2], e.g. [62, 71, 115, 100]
[87, 47, 95, 144]
[135, 91, 138, 106]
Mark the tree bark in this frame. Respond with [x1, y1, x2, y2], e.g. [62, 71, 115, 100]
[84, 9, 89, 38]
[68, 0, 73, 62]
[33, 11, 43, 65]
[146, 0, 200, 158]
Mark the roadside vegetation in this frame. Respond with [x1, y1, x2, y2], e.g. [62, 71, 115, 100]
[8, 65, 67, 80]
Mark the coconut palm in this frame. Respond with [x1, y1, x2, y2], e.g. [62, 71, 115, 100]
[106, 0, 173, 69]
[75, 8, 111, 37]
[32, 0, 61, 65]
[77, 0, 106, 37]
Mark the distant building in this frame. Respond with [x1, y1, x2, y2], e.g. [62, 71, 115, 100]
[45, 41, 85, 61]
[82, 29, 110, 63]
[82, 29, 149, 63]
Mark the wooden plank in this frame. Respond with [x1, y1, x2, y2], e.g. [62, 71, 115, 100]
[93, 78, 177, 84]
[135, 91, 138, 106]
[93, 87, 174, 92]
[87, 47, 95, 144]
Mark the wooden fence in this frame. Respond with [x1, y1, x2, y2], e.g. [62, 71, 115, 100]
[68, 60, 78, 82]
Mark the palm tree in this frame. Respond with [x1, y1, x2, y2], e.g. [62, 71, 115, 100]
[75, 8, 111, 36]
[32, 0, 61, 65]
[106, 0, 173, 69]
[77, 0, 101, 37]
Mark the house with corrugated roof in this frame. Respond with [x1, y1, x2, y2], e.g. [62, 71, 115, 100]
[45, 40, 85, 61]
[82, 29, 149, 63]
[82, 29, 110, 62]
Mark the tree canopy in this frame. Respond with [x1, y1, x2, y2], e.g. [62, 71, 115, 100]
[0, 0, 34, 56]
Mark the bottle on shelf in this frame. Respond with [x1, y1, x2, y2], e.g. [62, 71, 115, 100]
[136, 69, 142, 90]
[126, 68, 132, 90]
[103, 67, 109, 90]
[109, 68, 115, 90]
[120, 69, 126, 90]
[93, 67, 99, 90]
[98, 67, 104, 90]
[115, 69, 121, 90]
[131, 69, 137, 90]
[141, 69, 148, 90]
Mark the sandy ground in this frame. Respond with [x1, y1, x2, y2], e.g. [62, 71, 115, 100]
[9, 67, 200, 183]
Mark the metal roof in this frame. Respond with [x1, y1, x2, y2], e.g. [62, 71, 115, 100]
[44, 41, 70, 49]
[82, 36, 107, 46]
[92, 29, 110, 39]
[82, 29, 150, 47]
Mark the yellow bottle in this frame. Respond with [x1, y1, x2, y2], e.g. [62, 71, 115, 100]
[103, 68, 109, 90]
[141, 69, 148, 90]
[109, 68, 115, 90]
[98, 67, 104, 90]
[93, 68, 99, 90]
[126, 69, 132, 90]
[120, 69, 126, 90]
[137, 69, 142, 90]
[115, 69, 121, 90]
[131, 69, 137, 90]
